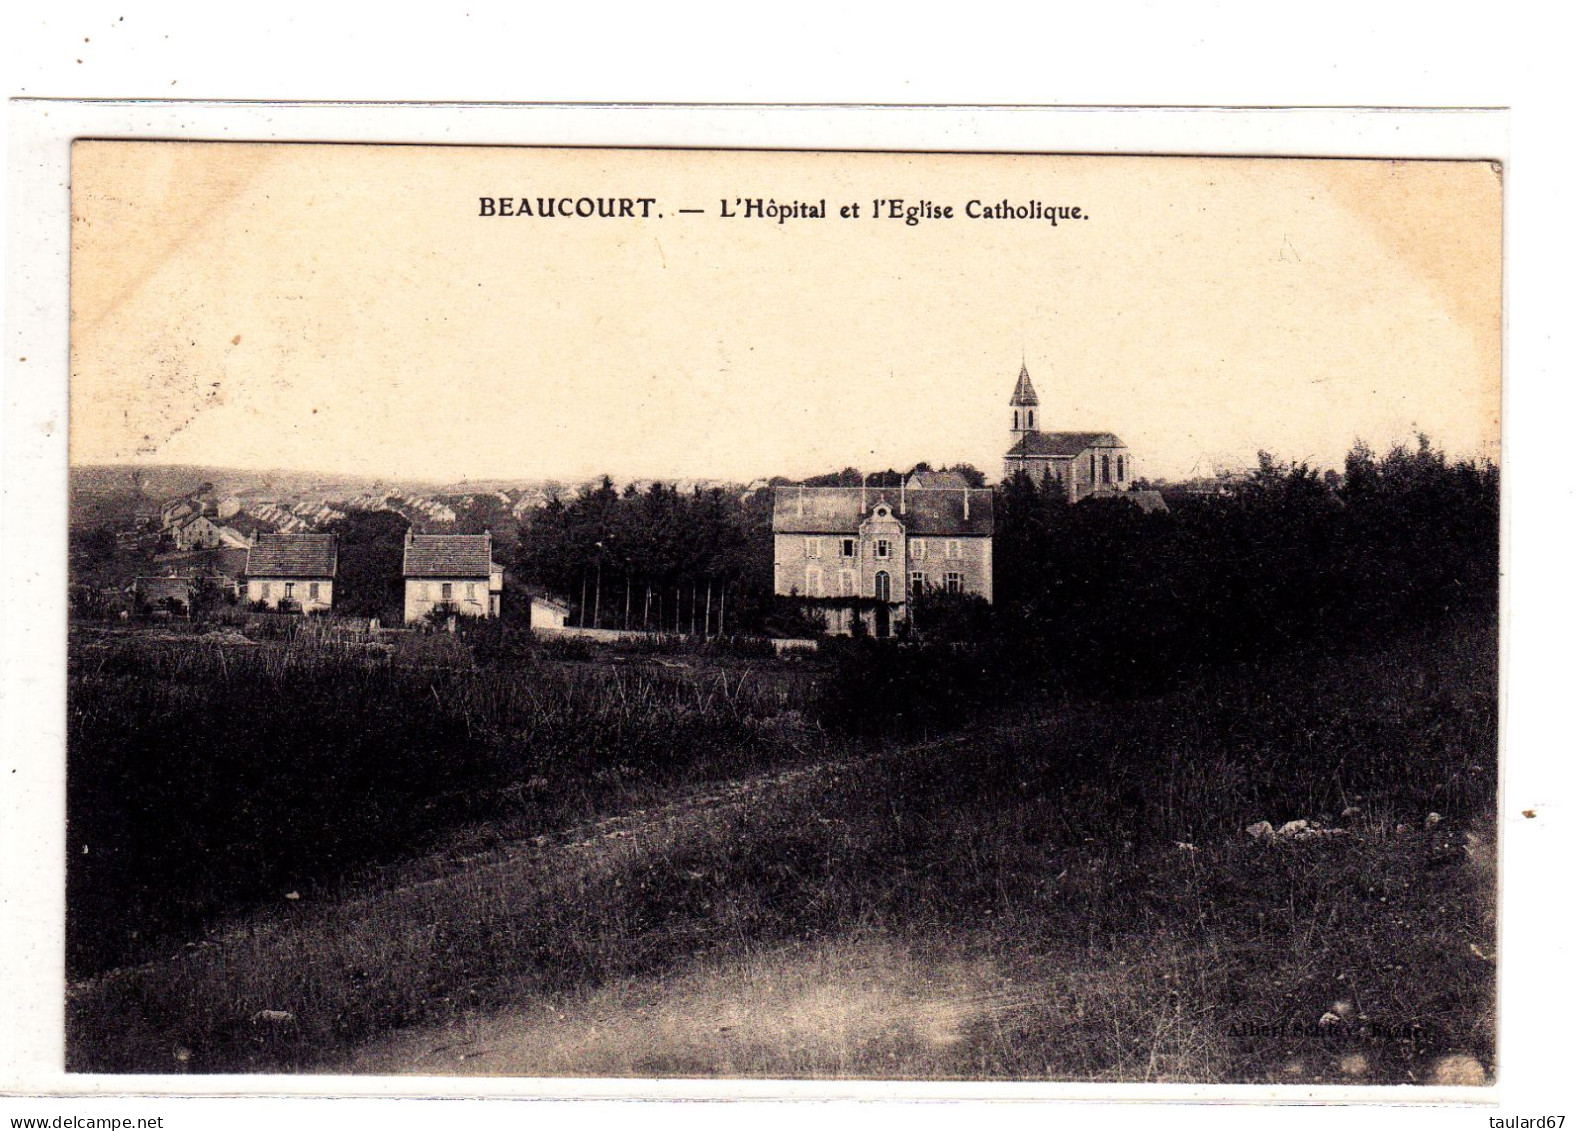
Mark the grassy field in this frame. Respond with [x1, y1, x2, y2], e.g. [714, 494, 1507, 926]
[67, 609, 1496, 1083]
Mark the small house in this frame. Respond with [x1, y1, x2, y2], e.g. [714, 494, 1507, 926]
[402, 532, 503, 624]
[243, 533, 337, 613]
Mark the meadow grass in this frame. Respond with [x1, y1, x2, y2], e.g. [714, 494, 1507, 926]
[67, 610, 1496, 1081]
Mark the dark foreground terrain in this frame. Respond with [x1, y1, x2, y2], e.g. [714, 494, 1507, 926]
[68, 610, 1496, 1083]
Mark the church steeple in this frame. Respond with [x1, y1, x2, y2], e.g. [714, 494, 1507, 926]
[1008, 363, 1040, 449]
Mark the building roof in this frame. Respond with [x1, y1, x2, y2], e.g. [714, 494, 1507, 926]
[518, 584, 571, 613]
[1009, 364, 1040, 407]
[771, 487, 994, 536]
[403, 533, 493, 578]
[1087, 488, 1170, 514]
[906, 469, 971, 491]
[245, 533, 337, 578]
[1006, 431, 1127, 458]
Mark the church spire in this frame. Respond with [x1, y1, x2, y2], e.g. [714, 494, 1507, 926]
[1009, 362, 1039, 407]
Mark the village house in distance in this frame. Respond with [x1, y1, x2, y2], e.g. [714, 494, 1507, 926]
[243, 532, 338, 613]
[402, 531, 505, 624]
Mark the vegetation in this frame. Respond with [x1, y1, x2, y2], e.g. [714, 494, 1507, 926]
[66, 633, 819, 979]
[64, 436, 1499, 1081]
[68, 611, 1495, 1080]
[516, 477, 774, 634]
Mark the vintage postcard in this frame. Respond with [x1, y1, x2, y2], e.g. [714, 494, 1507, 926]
[61, 140, 1500, 1089]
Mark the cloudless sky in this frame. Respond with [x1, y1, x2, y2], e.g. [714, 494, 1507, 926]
[70, 144, 1501, 484]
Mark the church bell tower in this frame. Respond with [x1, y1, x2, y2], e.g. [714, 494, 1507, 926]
[1008, 362, 1040, 452]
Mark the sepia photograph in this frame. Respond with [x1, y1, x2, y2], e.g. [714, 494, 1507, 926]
[61, 140, 1501, 1087]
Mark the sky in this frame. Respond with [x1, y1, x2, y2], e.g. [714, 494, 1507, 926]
[69, 143, 1501, 484]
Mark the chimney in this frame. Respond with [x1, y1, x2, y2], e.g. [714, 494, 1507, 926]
[963, 488, 971, 522]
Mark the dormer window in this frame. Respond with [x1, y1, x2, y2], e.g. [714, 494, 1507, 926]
[874, 505, 890, 518]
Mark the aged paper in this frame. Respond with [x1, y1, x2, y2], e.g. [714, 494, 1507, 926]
[53, 138, 1502, 1098]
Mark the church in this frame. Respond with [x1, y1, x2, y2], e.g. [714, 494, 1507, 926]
[1001, 363, 1145, 503]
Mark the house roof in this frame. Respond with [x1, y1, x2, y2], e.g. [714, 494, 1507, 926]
[518, 584, 570, 613]
[1009, 364, 1040, 407]
[771, 487, 994, 536]
[1006, 431, 1126, 458]
[403, 533, 493, 578]
[245, 533, 337, 578]
[906, 469, 970, 490]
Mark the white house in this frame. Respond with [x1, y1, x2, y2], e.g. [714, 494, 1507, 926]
[402, 532, 503, 624]
[243, 533, 337, 613]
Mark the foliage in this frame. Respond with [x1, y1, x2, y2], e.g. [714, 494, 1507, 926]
[326, 508, 411, 621]
[819, 436, 1498, 735]
[65, 633, 818, 980]
[516, 477, 771, 634]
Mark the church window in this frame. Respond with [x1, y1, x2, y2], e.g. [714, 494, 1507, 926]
[875, 539, 891, 559]
[1101, 455, 1111, 484]
[1013, 410, 1020, 430]
[945, 571, 963, 594]
[874, 571, 891, 602]
[1027, 410, 1035, 429]
[1117, 455, 1125, 481]
[1090, 453, 1097, 480]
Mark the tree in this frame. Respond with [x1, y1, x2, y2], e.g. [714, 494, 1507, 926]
[326, 509, 411, 620]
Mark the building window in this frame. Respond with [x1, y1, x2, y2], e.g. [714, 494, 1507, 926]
[1102, 455, 1112, 484]
[284, 582, 294, 599]
[308, 582, 320, 600]
[946, 571, 963, 594]
[806, 567, 823, 597]
[840, 538, 856, 558]
[1013, 410, 1020, 430]
[839, 570, 856, 597]
[875, 505, 890, 518]
[441, 582, 452, 600]
[1090, 453, 1097, 480]
[466, 583, 476, 599]
[260, 582, 271, 600]
[911, 539, 927, 560]
[875, 538, 891, 559]
[805, 537, 820, 558]
[947, 539, 961, 560]
[1117, 455, 1125, 481]
[874, 571, 891, 602]
[1027, 409, 1035, 429]
[910, 571, 925, 599]
[420, 582, 430, 601]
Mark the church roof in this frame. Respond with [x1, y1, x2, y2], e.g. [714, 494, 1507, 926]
[1008, 364, 1040, 407]
[1006, 431, 1126, 458]
[771, 487, 994, 536]
[244, 533, 338, 578]
[403, 534, 494, 578]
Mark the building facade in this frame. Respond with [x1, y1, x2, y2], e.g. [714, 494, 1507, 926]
[243, 533, 337, 613]
[1001, 364, 1138, 502]
[402, 532, 504, 624]
[771, 485, 994, 637]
